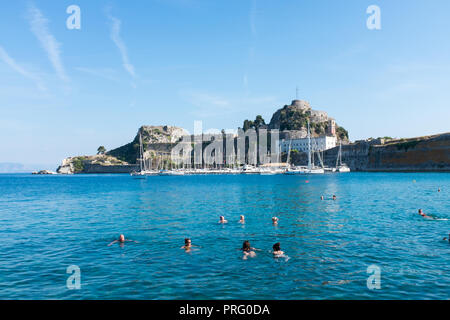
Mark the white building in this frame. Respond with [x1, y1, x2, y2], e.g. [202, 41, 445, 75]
[280, 136, 337, 153]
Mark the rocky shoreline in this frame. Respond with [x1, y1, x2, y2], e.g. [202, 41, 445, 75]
[55, 132, 450, 174]
[54, 100, 449, 174]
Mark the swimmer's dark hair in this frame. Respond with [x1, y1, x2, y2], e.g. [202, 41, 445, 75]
[185, 238, 191, 244]
[273, 242, 281, 251]
[242, 240, 251, 252]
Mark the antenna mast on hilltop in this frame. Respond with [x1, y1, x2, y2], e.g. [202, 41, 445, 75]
[296, 86, 299, 100]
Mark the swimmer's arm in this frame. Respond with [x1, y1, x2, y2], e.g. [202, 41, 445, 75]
[252, 247, 262, 251]
[125, 239, 138, 243]
[108, 240, 118, 246]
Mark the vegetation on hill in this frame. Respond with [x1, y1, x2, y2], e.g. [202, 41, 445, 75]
[242, 115, 266, 131]
[271, 105, 310, 131]
[336, 126, 349, 141]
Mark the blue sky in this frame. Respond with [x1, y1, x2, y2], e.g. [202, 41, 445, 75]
[0, 0, 449, 168]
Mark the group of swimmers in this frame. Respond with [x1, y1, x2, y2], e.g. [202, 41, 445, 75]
[181, 237, 285, 259]
[320, 195, 337, 201]
[191, 215, 285, 259]
[109, 189, 449, 251]
[108, 214, 287, 259]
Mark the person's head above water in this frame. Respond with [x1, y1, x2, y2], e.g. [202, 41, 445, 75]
[240, 215, 245, 221]
[220, 216, 225, 221]
[418, 209, 425, 216]
[119, 234, 125, 242]
[184, 238, 191, 246]
[242, 240, 251, 252]
[273, 242, 281, 251]
[272, 217, 279, 224]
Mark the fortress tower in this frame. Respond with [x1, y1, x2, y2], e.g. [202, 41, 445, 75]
[327, 119, 336, 136]
[290, 100, 311, 112]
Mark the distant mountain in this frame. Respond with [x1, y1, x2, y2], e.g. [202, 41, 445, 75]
[0, 163, 27, 173]
[0, 162, 57, 173]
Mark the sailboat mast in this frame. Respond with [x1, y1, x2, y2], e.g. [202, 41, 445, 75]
[287, 140, 292, 167]
[307, 119, 311, 170]
[139, 133, 144, 172]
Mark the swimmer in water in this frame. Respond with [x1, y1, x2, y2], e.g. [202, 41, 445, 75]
[443, 234, 450, 242]
[332, 195, 337, 200]
[108, 234, 137, 246]
[241, 240, 258, 259]
[181, 238, 193, 251]
[272, 217, 279, 225]
[239, 215, 245, 224]
[320, 195, 324, 200]
[219, 216, 228, 224]
[438, 188, 441, 192]
[418, 209, 432, 219]
[272, 242, 284, 256]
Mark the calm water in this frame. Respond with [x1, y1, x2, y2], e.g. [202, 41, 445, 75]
[0, 173, 449, 300]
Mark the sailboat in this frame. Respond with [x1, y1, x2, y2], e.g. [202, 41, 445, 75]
[131, 133, 147, 178]
[284, 140, 306, 175]
[336, 141, 350, 173]
[305, 120, 324, 174]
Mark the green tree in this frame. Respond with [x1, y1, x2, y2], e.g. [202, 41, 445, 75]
[97, 146, 106, 155]
[243, 119, 254, 131]
[254, 115, 266, 128]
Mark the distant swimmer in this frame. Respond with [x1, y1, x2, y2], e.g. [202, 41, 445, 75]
[443, 234, 450, 242]
[241, 240, 258, 259]
[272, 242, 284, 256]
[181, 238, 193, 251]
[219, 216, 228, 224]
[320, 196, 324, 200]
[438, 188, 441, 192]
[418, 209, 432, 219]
[332, 195, 337, 201]
[108, 234, 137, 246]
[272, 217, 279, 225]
[239, 215, 245, 224]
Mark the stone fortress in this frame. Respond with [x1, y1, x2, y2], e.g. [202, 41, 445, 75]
[267, 99, 339, 153]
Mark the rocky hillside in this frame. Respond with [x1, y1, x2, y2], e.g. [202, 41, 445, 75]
[268, 100, 349, 140]
[107, 125, 188, 164]
[57, 125, 187, 174]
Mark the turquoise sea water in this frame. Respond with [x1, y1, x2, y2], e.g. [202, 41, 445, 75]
[0, 173, 449, 300]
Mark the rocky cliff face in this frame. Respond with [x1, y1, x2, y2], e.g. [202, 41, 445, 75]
[57, 155, 131, 174]
[268, 99, 348, 141]
[319, 133, 450, 171]
[106, 125, 188, 164]
[57, 125, 188, 174]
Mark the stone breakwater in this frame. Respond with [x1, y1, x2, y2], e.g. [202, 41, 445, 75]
[322, 133, 450, 172]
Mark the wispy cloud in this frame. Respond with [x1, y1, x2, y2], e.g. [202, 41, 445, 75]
[107, 12, 136, 80]
[27, 4, 69, 82]
[0, 46, 46, 91]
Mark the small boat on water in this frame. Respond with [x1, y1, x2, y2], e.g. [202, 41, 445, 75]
[284, 119, 326, 175]
[131, 133, 147, 179]
[284, 166, 307, 175]
[241, 165, 260, 174]
[336, 141, 351, 173]
[159, 169, 185, 176]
